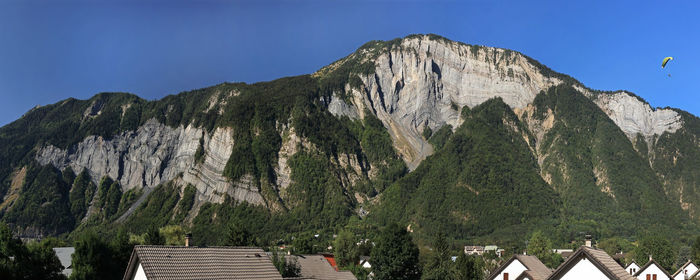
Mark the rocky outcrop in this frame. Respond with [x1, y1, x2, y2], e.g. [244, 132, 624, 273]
[330, 35, 562, 168]
[592, 92, 682, 141]
[35, 119, 265, 208]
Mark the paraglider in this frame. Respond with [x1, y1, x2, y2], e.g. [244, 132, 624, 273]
[662, 57, 673, 68]
[662, 57, 673, 77]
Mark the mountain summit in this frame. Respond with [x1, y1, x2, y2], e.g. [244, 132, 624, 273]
[0, 34, 697, 244]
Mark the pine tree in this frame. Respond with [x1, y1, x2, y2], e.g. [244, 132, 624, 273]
[371, 224, 421, 280]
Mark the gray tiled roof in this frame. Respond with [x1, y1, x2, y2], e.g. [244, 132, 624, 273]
[287, 255, 357, 280]
[515, 255, 552, 280]
[486, 255, 551, 280]
[548, 246, 635, 280]
[123, 246, 282, 280]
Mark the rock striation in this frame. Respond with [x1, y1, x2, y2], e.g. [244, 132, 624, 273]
[35, 119, 265, 209]
[592, 91, 682, 141]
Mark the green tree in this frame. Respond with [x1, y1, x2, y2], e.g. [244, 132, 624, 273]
[675, 246, 691, 270]
[371, 224, 421, 280]
[160, 225, 186, 245]
[526, 231, 563, 268]
[634, 235, 676, 271]
[271, 250, 301, 278]
[453, 252, 483, 280]
[423, 233, 454, 280]
[103, 181, 123, 218]
[226, 220, 253, 246]
[0, 222, 65, 280]
[111, 229, 135, 272]
[692, 235, 700, 264]
[145, 226, 165, 245]
[334, 230, 359, 268]
[293, 234, 313, 254]
[598, 237, 634, 256]
[70, 231, 115, 280]
[25, 240, 67, 280]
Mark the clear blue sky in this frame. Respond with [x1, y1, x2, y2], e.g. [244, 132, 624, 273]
[1, 0, 698, 126]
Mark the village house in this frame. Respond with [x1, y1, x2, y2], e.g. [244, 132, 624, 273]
[634, 259, 672, 280]
[122, 245, 282, 280]
[547, 245, 636, 280]
[626, 262, 641, 275]
[672, 260, 698, 280]
[485, 254, 552, 280]
[465, 245, 485, 255]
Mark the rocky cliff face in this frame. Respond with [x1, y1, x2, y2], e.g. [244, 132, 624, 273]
[326, 36, 564, 168]
[592, 91, 682, 141]
[35, 119, 266, 213]
[326, 35, 686, 170]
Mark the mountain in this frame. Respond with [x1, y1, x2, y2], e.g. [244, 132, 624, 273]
[0, 34, 697, 246]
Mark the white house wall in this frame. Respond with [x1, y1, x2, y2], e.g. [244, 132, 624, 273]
[627, 263, 641, 275]
[637, 264, 669, 280]
[558, 257, 611, 280]
[133, 263, 148, 280]
[494, 259, 527, 280]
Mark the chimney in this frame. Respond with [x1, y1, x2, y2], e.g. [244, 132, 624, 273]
[585, 234, 592, 247]
[185, 233, 192, 247]
[649, 255, 653, 261]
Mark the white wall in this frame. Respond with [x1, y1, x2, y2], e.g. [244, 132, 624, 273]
[558, 257, 611, 280]
[132, 263, 148, 280]
[627, 263, 640, 275]
[674, 263, 698, 280]
[493, 259, 526, 280]
[636, 263, 669, 280]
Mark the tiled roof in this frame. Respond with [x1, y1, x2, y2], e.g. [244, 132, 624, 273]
[548, 246, 635, 280]
[486, 255, 551, 280]
[123, 246, 283, 280]
[287, 255, 357, 280]
[515, 255, 552, 280]
[582, 247, 635, 280]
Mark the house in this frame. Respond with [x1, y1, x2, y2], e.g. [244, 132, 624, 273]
[122, 246, 282, 280]
[626, 262, 641, 275]
[289, 254, 356, 280]
[672, 260, 698, 280]
[547, 246, 635, 280]
[52, 247, 74, 277]
[486, 255, 552, 280]
[634, 259, 672, 280]
[465, 245, 485, 255]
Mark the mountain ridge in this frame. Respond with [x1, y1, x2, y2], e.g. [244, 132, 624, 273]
[0, 34, 698, 246]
